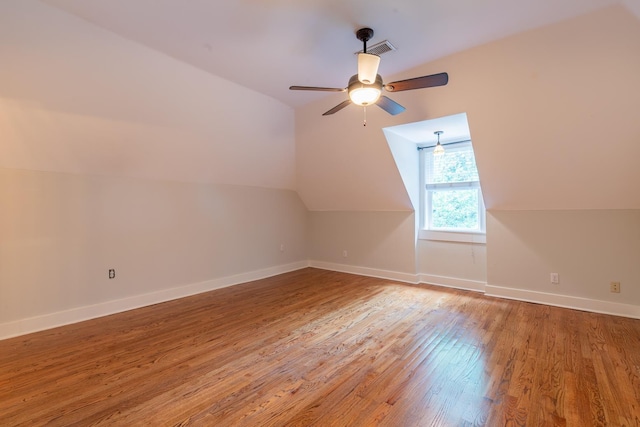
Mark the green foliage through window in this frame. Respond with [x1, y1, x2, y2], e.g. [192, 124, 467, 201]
[431, 190, 479, 229]
[427, 149, 479, 184]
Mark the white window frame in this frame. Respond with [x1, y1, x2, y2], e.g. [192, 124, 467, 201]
[418, 141, 486, 244]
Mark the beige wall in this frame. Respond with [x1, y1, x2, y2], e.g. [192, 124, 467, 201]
[418, 240, 487, 283]
[487, 210, 640, 305]
[0, 1, 307, 337]
[307, 210, 488, 287]
[308, 211, 416, 274]
[0, 168, 308, 330]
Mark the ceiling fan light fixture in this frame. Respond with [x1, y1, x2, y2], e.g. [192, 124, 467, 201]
[350, 87, 381, 106]
[348, 74, 382, 106]
[357, 52, 380, 84]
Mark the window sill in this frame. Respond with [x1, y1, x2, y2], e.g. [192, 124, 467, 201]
[419, 229, 486, 244]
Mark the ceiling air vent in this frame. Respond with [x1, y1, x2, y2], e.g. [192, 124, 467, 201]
[355, 40, 396, 56]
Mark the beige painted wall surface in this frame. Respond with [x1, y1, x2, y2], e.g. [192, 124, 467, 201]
[0, 168, 308, 325]
[418, 240, 487, 283]
[487, 210, 640, 305]
[308, 211, 416, 274]
[0, 0, 295, 190]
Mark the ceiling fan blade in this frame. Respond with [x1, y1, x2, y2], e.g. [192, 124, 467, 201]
[289, 85, 346, 92]
[322, 99, 351, 116]
[384, 72, 449, 92]
[376, 96, 406, 115]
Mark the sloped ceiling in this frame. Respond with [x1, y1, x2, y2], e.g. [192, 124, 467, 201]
[4, 1, 640, 211]
[295, 5, 640, 211]
[0, 1, 295, 189]
[41, 0, 630, 108]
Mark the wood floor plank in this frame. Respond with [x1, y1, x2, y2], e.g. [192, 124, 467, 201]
[1, 268, 640, 426]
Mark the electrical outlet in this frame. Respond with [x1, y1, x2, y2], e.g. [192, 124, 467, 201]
[108, 269, 115, 279]
[550, 273, 559, 284]
[610, 282, 620, 293]
[279, 243, 285, 252]
[342, 250, 348, 258]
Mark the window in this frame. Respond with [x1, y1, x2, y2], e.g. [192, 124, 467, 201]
[419, 141, 485, 242]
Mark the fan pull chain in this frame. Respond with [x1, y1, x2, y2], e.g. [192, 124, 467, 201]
[363, 106, 367, 127]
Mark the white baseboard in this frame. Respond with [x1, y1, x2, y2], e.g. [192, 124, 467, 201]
[308, 261, 638, 319]
[4, 261, 638, 341]
[486, 284, 640, 319]
[309, 260, 420, 284]
[418, 274, 486, 292]
[0, 261, 310, 341]
[309, 261, 487, 292]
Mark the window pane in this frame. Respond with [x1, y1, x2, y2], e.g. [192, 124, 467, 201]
[427, 146, 479, 184]
[431, 189, 479, 229]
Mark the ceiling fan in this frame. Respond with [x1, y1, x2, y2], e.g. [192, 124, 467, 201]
[290, 28, 448, 117]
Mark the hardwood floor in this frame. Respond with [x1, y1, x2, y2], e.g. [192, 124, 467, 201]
[1, 268, 639, 426]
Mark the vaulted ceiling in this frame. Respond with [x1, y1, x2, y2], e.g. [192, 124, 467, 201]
[293, 5, 640, 211]
[3, 1, 640, 213]
[42, 0, 638, 107]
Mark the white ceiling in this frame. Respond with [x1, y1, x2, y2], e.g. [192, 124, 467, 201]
[41, 0, 632, 108]
[384, 113, 471, 146]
